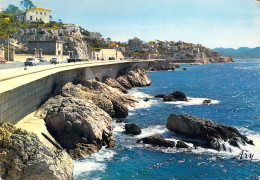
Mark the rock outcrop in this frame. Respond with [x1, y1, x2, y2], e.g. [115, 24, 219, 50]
[13, 28, 90, 59]
[205, 48, 234, 63]
[125, 123, 142, 135]
[163, 91, 188, 102]
[60, 82, 115, 117]
[45, 97, 115, 159]
[81, 79, 138, 118]
[166, 114, 254, 150]
[203, 99, 211, 104]
[102, 76, 128, 93]
[0, 123, 73, 179]
[37, 67, 152, 159]
[137, 135, 176, 148]
[147, 60, 177, 71]
[116, 67, 152, 88]
[176, 141, 189, 148]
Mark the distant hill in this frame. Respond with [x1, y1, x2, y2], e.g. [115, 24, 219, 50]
[212, 47, 260, 58]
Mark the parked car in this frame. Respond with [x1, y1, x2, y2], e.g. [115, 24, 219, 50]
[0, 57, 7, 64]
[68, 58, 81, 63]
[24, 58, 39, 66]
[50, 58, 62, 64]
[39, 57, 47, 62]
[109, 57, 115, 60]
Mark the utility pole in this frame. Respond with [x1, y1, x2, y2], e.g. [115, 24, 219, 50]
[7, 33, 9, 61]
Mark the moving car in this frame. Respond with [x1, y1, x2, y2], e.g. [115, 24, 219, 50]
[50, 58, 62, 64]
[0, 57, 7, 64]
[39, 57, 47, 62]
[24, 58, 39, 66]
[68, 58, 81, 63]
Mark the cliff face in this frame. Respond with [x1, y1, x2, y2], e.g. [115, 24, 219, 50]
[0, 123, 73, 179]
[13, 28, 90, 59]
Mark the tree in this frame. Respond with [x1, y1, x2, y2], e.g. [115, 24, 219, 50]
[20, 0, 35, 10]
[49, 15, 53, 21]
[4, 5, 20, 14]
[107, 37, 111, 41]
[0, 17, 18, 38]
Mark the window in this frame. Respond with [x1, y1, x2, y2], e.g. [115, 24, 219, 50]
[36, 17, 38, 21]
[30, 16, 32, 20]
[40, 12, 42, 15]
[36, 11, 38, 14]
[44, 12, 46, 15]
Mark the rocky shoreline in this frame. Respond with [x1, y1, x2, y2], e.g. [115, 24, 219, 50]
[0, 65, 152, 179]
[1, 62, 252, 179]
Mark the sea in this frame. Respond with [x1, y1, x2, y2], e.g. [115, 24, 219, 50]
[73, 59, 260, 179]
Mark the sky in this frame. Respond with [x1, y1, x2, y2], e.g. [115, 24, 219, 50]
[1, 0, 260, 49]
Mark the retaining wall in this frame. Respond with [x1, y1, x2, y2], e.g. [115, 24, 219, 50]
[0, 61, 150, 124]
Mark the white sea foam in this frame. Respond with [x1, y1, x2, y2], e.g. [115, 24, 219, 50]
[131, 99, 159, 109]
[128, 90, 159, 109]
[165, 97, 220, 106]
[73, 147, 116, 178]
[129, 91, 153, 99]
[136, 125, 169, 139]
[113, 121, 125, 133]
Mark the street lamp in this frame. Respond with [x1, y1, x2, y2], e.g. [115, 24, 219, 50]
[116, 44, 119, 60]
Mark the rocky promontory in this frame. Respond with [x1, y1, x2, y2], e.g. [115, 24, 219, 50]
[0, 123, 73, 179]
[34, 67, 151, 160]
[166, 114, 254, 150]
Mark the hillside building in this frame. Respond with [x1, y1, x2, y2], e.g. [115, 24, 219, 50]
[28, 40, 63, 55]
[128, 37, 142, 52]
[15, 7, 51, 23]
[63, 24, 80, 32]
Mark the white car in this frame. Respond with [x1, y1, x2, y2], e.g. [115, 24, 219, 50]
[39, 57, 47, 62]
[24, 58, 40, 66]
[50, 58, 62, 64]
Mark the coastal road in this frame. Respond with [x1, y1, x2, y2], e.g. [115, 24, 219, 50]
[0, 59, 155, 94]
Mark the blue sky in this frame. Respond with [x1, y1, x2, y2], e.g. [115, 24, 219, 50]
[1, 0, 260, 48]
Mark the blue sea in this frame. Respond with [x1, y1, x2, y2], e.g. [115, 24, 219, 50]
[74, 59, 260, 179]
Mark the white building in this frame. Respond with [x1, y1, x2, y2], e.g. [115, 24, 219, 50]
[63, 24, 80, 32]
[90, 32, 102, 39]
[15, 7, 51, 23]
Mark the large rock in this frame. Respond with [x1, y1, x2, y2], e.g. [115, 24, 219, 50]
[137, 135, 175, 147]
[125, 123, 142, 135]
[44, 97, 115, 159]
[102, 76, 128, 93]
[61, 82, 115, 117]
[0, 123, 73, 179]
[163, 91, 188, 102]
[176, 141, 189, 148]
[166, 114, 254, 150]
[125, 67, 152, 87]
[116, 76, 132, 89]
[147, 60, 177, 71]
[81, 79, 138, 118]
[117, 67, 152, 88]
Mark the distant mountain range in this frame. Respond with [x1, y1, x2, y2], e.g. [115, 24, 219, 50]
[212, 47, 260, 58]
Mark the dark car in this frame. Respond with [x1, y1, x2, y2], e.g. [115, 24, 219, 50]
[68, 58, 81, 63]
